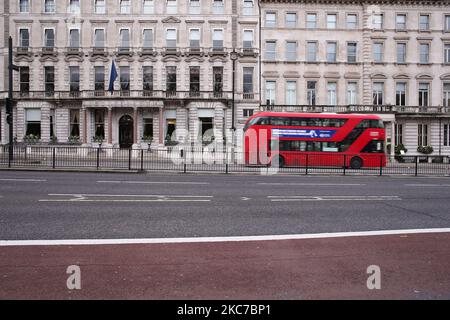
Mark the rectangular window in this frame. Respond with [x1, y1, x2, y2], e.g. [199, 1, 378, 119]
[347, 42, 357, 63]
[189, 0, 200, 14]
[347, 82, 357, 104]
[286, 13, 297, 28]
[286, 81, 296, 105]
[94, 66, 105, 92]
[243, 30, 253, 48]
[373, 42, 383, 62]
[286, 41, 296, 61]
[143, 118, 153, 139]
[306, 42, 317, 62]
[419, 14, 430, 31]
[119, 29, 130, 51]
[69, 66, 80, 94]
[19, 0, 29, 13]
[95, 0, 105, 14]
[347, 14, 357, 29]
[396, 82, 407, 106]
[243, 67, 253, 94]
[396, 14, 406, 30]
[395, 123, 403, 146]
[166, 66, 177, 95]
[189, 29, 200, 49]
[143, 66, 153, 92]
[265, 41, 276, 60]
[19, 67, 30, 96]
[243, 0, 253, 16]
[19, 29, 29, 48]
[327, 14, 337, 29]
[44, 66, 55, 96]
[120, 0, 131, 14]
[189, 67, 200, 97]
[265, 12, 276, 27]
[443, 82, 450, 106]
[306, 13, 317, 28]
[120, 66, 130, 93]
[44, 0, 55, 13]
[307, 81, 316, 105]
[265, 81, 276, 105]
[445, 15, 450, 31]
[26, 109, 41, 137]
[420, 43, 430, 63]
[143, 29, 153, 49]
[327, 82, 337, 105]
[373, 14, 383, 29]
[94, 109, 105, 139]
[166, 29, 177, 48]
[444, 124, 450, 146]
[418, 124, 428, 146]
[44, 29, 55, 48]
[143, 0, 154, 14]
[243, 109, 254, 117]
[396, 43, 406, 63]
[212, 29, 224, 50]
[69, 29, 80, 48]
[213, 67, 223, 97]
[418, 83, 430, 107]
[167, 0, 177, 14]
[70, 109, 80, 137]
[69, 0, 80, 14]
[94, 29, 105, 48]
[327, 42, 337, 62]
[444, 44, 450, 64]
[372, 82, 384, 105]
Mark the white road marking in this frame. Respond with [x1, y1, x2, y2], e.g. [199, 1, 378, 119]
[258, 183, 365, 186]
[39, 194, 213, 202]
[405, 184, 450, 187]
[268, 195, 401, 201]
[0, 179, 47, 182]
[97, 180, 210, 185]
[1, 228, 449, 247]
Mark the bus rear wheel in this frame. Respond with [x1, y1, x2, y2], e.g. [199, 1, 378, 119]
[350, 156, 363, 169]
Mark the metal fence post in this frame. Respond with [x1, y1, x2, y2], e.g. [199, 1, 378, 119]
[379, 154, 383, 176]
[226, 163, 228, 174]
[140, 149, 144, 171]
[415, 156, 418, 177]
[8, 145, 12, 168]
[128, 148, 132, 170]
[96, 147, 100, 170]
[52, 147, 56, 169]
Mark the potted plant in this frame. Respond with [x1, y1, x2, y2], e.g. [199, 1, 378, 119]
[141, 135, 153, 149]
[68, 135, 81, 145]
[50, 136, 58, 145]
[23, 134, 40, 144]
[92, 136, 104, 148]
[394, 144, 408, 162]
[417, 145, 433, 155]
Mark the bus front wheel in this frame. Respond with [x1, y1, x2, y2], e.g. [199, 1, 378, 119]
[350, 156, 363, 169]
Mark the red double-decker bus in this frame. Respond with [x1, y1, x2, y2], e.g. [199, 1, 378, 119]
[244, 112, 386, 169]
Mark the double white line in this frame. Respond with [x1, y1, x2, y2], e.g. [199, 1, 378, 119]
[268, 195, 401, 202]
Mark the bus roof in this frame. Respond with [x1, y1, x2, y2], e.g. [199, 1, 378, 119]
[250, 112, 382, 120]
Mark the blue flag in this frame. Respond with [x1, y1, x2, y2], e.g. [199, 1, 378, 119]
[108, 60, 118, 92]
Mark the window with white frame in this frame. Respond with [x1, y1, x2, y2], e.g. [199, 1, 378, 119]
[94, 29, 105, 48]
[94, 66, 105, 91]
[143, 0, 154, 14]
[286, 13, 296, 28]
[120, 66, 130, 91]
[19, 28, 30, 48]
[306, 41, 317, 62]
[327, 42, 337, 62]
[243, 0, 253, 16]
[119, 29, 130, 50]
[44, 0, 55, 13]
[327, 14, 337, 29]
[347, 42, 357, 63]
[69, 66, 80, 93]
[19, 0, 29, 13]
[395, 123, 403, 145]
[327, 82, 337, 105]
[120, 0, 131, 13]
[166, 29, 177, 48]
[265, 41, 276, 60]
[347, 82, 357, 104]
[307, 81, 316, 105]
[372, 82, 384, 105]
[167, 0, 177, 14]
[286, 41, 296, 61]
[419, 14, 430, 31]
[189, 29, 200, 49]
[396, 42, 406, 63]
[69, 0, 80, 14]
[372, 14, 383, 29]
[347, 14, 357, 29]
[212, 0, 224, 14]
[444, 123, 450, 146]
[143, 66, 153, 91]
[265, 12, 276, 27]
[243, 67, 253, 93]
[418, 83, 430, 106]
[44, 29, 55, 48]
[286, 81, 296, 105]
[373, 42, 383, 62]
[396, 82, 407, 106]
[26, 109, 41, 137]
[444, 43, 450, 63]
[396, 14, 406, 30]
[44, 66, 55, 95]
[306, 13, 317, 28]
[443, 82, 450, 106]
[418, 123, 429, 146]
[189, 0, 200, 14]
[19, 67, 30, 95]
[69, 29, 80, 48]
[243, 30, 253, 48]
[143, 29, 153, 49]
[212, 29, 223, 50]
[419, 43, 430, 63]
[265, 81, 276, 105]
[445, 15, 450, 31]
[95, 0, 105, 14]
[70, 109, 80, 137]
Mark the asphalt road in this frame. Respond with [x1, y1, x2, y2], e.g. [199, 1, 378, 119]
[1, 171, 450, 299]
[0, 171, 450, 240]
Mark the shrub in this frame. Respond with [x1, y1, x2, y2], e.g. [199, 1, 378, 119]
[417, 145, 433, 154]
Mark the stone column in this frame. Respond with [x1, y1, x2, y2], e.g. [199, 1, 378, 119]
[107, 107, 112, 145]
[391, 121, 396, 158]
[133, 107, 138, 145]
[82, 107, 87, 144]
[159, 107, 164, 145]
[41, 104, 51, 143]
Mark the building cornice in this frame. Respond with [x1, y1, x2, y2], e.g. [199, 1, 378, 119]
[260, 0, 450, 5]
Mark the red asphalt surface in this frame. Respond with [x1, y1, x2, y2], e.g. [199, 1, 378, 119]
[1, 232, 450, 299]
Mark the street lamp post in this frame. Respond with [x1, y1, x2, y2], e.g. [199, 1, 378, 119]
[230, 49, 238, 156]
[6, 36, 19, 167]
